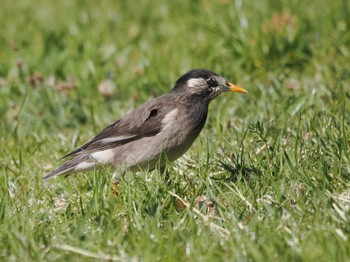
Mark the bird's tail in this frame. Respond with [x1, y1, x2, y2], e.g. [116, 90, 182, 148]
[44, 155, 96, 179]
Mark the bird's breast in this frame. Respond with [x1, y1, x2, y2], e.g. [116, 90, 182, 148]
[160, 105, 208, 162]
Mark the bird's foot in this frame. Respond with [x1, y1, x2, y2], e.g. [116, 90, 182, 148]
[160, 166, 172, 186]
[111, 171, 122, 198]
[111, 178, 119, 198]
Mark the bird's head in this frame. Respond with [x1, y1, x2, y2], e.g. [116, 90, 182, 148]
[171, 69, 247, 102]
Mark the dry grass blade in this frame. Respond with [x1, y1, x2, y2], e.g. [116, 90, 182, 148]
[54, 244, 122, 261]
[168, 191, 230, 237]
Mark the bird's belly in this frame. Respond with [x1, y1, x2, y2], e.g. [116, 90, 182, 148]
[164, 134, 197, 162]
[112, 125, 200, 171]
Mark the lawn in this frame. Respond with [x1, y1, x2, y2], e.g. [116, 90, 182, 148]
[1, 0, 349, 261]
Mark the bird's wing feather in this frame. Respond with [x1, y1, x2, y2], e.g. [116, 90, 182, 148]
[63, 96, 175, 158]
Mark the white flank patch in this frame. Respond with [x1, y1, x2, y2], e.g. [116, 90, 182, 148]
[100, 135, 134, 144]
[75, 161, 95, 171]
[90, 149, 114, 164]
[161, 108, 179, 130]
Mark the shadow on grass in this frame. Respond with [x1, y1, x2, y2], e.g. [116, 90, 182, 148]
[211, 161, 262, 183]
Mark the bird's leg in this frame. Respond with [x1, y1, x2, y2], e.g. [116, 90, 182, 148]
[111, 170, 122, 198]
[160, 166, 172, 186]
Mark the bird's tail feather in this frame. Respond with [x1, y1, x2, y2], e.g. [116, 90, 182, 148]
[44, 155, 95, 179]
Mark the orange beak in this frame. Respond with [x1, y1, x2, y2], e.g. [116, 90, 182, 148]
[226, 82, 248, 93]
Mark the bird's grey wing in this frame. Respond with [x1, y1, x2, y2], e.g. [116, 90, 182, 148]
[63, 96, 174, 158]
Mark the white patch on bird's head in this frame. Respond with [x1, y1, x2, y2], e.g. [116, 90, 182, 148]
[187, 78, 207, 89]
[186, 75, 227, 95]
[186, 78, 208, 94]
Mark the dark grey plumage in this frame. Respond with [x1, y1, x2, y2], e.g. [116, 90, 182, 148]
[45, 69, 247, 179]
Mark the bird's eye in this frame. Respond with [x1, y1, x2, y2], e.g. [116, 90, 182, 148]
[206, 77, 217, 87]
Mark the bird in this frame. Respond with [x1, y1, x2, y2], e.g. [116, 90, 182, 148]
[44, 69, 247, 183]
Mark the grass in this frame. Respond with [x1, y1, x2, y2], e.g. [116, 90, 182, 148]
[1, 0, 350, 261]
